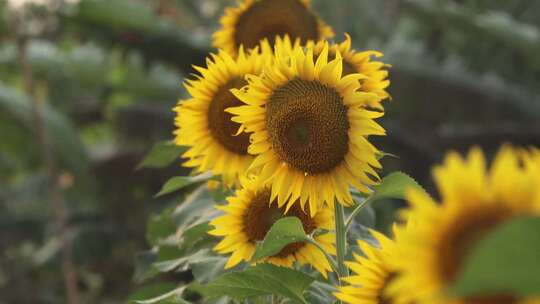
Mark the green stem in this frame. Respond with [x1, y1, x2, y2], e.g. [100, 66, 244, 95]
[306, 237, 340, 276]
[334, 202, 349, 281]
[344, 197, 372, 232]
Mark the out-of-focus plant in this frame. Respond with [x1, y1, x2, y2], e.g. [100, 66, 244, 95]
[1, 0, 539, 303]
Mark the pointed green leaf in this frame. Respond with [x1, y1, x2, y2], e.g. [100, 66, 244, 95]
[134, 285, 188, 304]
[448, 216, 540, 298]
[172, 186, 221, 240]
[251, 217, 310, 262]
[137, 141, 187, 170]
[129, 283, 190, 304]
[133, 250, 159, 283]
[306, 281, 338, 304]
[146, 207, 176, 246]
[203, 264, 314, 303]
[371, 171, 427, 201]
[153, 249, 212, 273]
[155, 173, 212, 197]
[191, 256, 228, 284]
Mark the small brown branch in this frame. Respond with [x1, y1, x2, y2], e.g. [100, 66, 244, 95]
[16, 36, 81, 304]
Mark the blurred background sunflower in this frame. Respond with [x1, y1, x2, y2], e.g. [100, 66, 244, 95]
[1, 0, 540, 303]
[390, 147, 540, 304]
[212, 0, 333, 55]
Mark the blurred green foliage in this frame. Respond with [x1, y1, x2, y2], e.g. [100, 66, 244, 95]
[1, 0, 539, 303]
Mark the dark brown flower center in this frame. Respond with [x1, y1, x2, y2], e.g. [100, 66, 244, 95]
[234, 0, 320, 50]
[243, 189, 316, 257]
[438, 206, 511, 282]
[207, 77, 250, 155]
[266, 79, 349, 174]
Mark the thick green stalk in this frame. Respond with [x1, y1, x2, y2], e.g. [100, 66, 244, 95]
[334, 202, 349, 281]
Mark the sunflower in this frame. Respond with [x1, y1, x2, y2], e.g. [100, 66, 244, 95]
[260, 34, 302, 56]
[334, 229, 412, 304]
[213, 0, 334, 56]
[388, 146, 540, 304]
[208, 176, 336, 277]
[309, 34, 390, 109]
[173, 47, 269, 187]
[227, 42, 385, 216]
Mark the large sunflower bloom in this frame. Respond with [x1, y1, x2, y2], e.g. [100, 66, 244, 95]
[389, 146, 540, 304]
[213, 0, 334, 56]
[208, 176, 336, 277]
[335, 229, 412, 304]
[173, 48, 269, 187]
[227, 42, 385, 216]
[309, 34, 390, 109]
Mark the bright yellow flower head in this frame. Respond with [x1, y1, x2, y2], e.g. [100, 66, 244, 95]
[227, 41, 385, 216]
[389, 146, 540, 304]
[213, 0, 334, 56]
[208, 176, 336, 277]
[309, 34, 390, 110]
[335, 229, 413, 304]
[173, 47, 270, 187]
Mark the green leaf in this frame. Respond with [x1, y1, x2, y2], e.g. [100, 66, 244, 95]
[191, 256, 228, 284]
[155, 173, 212, 197]
[133, 250, 159, 283]
[448, 216, 540, 298]
[371, 171, 427, 201]
[137, 141, 187, 170]
[146, 207, 176, 246]
[153, 249, 212, 273]
[203, 264, 314, 303]
[209, 183, 233, 202]
[181, 222, 212, 248]
[128, 283, 190, 304]
[134, 285, 188, 304]
[172, 186, 220, 244]
[306, 281, 338, 304]
[251, 217, 310, 262]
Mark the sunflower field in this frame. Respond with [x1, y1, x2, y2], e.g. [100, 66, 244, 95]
[2, 0, 540, 303]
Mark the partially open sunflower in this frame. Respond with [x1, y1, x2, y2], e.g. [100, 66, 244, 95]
[309, 34, 390, 110]
[213, 0, 334, 56]
[173, 48, 269, 187]
[388, 147, 540, 304]
[208, 176, 335, 277]
[335, 229, 412, 304]
[227, 42, 385, 216]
